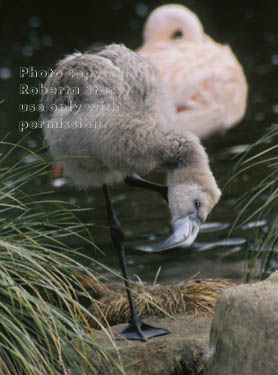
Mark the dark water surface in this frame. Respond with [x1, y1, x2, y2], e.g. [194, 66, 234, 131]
[1, 0, 278, 283]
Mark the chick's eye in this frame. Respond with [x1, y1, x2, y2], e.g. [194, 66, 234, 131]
[195, 200, 201, 209]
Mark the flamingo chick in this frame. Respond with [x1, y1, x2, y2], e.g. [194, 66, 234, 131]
[138, 4, 248, 139]
[41, 44, 221, 341]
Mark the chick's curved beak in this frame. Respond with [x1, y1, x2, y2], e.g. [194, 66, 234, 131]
[137, 210, 201, 253]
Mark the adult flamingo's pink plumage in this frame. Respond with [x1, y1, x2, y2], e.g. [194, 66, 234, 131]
[138, 4, 248, 139]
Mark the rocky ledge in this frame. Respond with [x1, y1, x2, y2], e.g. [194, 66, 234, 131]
[84, 274, 278, 374]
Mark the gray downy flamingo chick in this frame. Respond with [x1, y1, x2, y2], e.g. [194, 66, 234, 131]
[41, 44, 221, 341]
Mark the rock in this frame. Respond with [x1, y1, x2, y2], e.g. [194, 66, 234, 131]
[205, 273, 278, 375]
[94, 315, 212, 375]
[268, 271, 278, 283]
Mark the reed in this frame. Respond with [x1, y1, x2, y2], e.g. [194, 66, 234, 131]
[229, 124, 278, 281]
[0, 139, 125, 375]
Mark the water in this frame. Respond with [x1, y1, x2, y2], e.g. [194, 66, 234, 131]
[1, 0, 278, 284]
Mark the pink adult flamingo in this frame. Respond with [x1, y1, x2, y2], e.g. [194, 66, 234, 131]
[138, 4, 248, 139]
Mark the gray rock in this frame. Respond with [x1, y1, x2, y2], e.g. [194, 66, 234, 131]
[205, 273, 278, 375]
[94, 315, 211, 375]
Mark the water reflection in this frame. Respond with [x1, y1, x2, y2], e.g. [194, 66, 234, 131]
[51, 177, 68, 188]
[0, 68, 12, 79]
[199, 222, 230, 232]
[195, 238, 247, 253]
